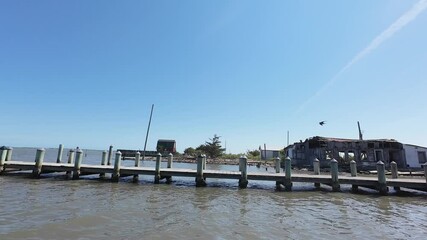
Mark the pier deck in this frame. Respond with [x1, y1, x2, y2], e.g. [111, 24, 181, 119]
[2, 160, 426, 193]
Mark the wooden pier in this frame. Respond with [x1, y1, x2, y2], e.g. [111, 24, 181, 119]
[1, 148, 426, 195]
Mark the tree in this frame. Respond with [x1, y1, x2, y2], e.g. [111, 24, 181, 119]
[247, 149, 260, 157]
[203, 134, 225, 159]
[184, 147, 196, 157]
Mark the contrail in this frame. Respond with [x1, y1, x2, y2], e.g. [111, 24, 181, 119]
[296, 0, 427, 114]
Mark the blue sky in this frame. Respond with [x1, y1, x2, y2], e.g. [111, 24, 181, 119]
[1, 0, 427, 153]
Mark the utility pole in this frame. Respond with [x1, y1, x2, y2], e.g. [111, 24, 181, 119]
[357, 121, 363, 140]
[143, 104, 154, 160]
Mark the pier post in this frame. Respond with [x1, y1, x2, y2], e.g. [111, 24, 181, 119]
[284, 157, 292, 191]
[196, 155, 207, 187]
[32, 148, 45, 178]
[0, 147, 7, 173]
[313, 158, 320, 188]
[133, 151, 141, 183]
[239, 156, 248, 188]
[154, 153, 161, 184]
[331, 159, 340, 191]
[66, 149, 75, 179]
[391, 161, 400, 191]
[99, 151, 107, 179]
[6, 147, 13, 161]
[107, 145, 113, 166]
[112, 151, 122, 182]
[72, 149, 83, 180]
[350, 160, 357, 177]
[275, 157, 281, 173]
[202, 155, 207, 180]
[166, 153, 173, 183]
[350, 160, 358, 192]
[56, 144, 64, 163]
[376, 161, 388, 195]
[423, 163, 427, 185]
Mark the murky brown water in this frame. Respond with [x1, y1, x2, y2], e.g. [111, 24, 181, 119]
[1, 148, 426, 239]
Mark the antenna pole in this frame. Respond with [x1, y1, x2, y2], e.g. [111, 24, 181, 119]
[142, 104, 154, 160]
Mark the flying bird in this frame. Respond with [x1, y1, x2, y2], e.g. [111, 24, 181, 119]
[319, 121, 326, 126]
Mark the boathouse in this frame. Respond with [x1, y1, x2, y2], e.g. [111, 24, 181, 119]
[285, 136, 407, 169]
[403, 144, 427, 168]
[156, 139, 176, 155]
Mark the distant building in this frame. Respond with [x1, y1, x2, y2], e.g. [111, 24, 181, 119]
[156, 139, 176, 155]
[403, 144, 427, 168]
[260, 149, 282, 160]
[285, 136, 406, 169]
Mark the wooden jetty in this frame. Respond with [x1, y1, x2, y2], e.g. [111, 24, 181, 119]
[1, 147, 426, 195]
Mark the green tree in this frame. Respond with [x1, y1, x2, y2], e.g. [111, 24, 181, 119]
[203, 134, 225, 159]
[184, 147, 196, 157]
[247, 149, 260, 157]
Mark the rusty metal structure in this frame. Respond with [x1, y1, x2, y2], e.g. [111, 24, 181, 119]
[285, 136, 406, 170]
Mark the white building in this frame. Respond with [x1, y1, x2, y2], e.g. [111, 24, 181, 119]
[403, 144, 427, 168]
[260, 149, 282, 160]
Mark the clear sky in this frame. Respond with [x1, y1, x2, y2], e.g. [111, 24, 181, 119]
[1, 0, 427, 153]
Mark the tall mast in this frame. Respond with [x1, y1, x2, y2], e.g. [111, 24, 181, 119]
[142, 104, 154, 160]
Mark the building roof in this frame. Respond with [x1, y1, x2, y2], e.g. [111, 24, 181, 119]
[308, 136, 398, 143]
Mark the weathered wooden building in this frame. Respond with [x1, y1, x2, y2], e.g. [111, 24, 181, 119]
[285, 136, 406, 169]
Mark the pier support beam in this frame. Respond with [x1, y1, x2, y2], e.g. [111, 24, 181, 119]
[331, 159, 340, 192]
[313, 158, 320, 188]
[99, 151, 107, 179]
[112, 151, 122, 182]
[72, 149, 83, 180]
[66, 149, 75, 179]
[239, 156, 248, 188]
[133, 151, 141, 183]
[284, 157, 292, 191]
[391, 161, 400, 191]
[196, 155, 207, 187]
[376, 161, 388, 195]
[32, 148, 45, 178]
[56, 144, 64, 163]
[0, 147, 7, 173]
[350, 160, 358, 192]
[166, 153, 173, 183]
[154, 153, 161, 184]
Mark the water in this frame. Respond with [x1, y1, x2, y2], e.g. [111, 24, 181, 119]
[1, 148, 426, 239]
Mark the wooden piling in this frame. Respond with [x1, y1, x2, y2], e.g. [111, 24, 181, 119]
[390, 161, 400, 191]
[133, 151, 141, 182]
[154, 153, 161, 184]
[330, 159, 340, 191]
[107, 145, 113, 166]
[239, 156, 248, 188]
[66, 149, 75, 179]
[423, 163, 427, 185]
[56, 144, 64, 163]
[284, 157, 292, 191]
[275, 157, 281, 173]
[376, 161, 388, 195]
[32, 148, 45, 178]
[6, 147, 13, 161]
[72, 149, 83, 180]
[196, 155, 207, 187]
[166, 153, 173, 183]
[313, 158, 320, 188]
[99, 151, 107, 179]
[0, 148, 7, 173]
[112, 151, 122, 182]
[350, 160, 358, 192]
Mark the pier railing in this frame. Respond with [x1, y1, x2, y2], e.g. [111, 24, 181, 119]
[1, 145, 426, 195]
